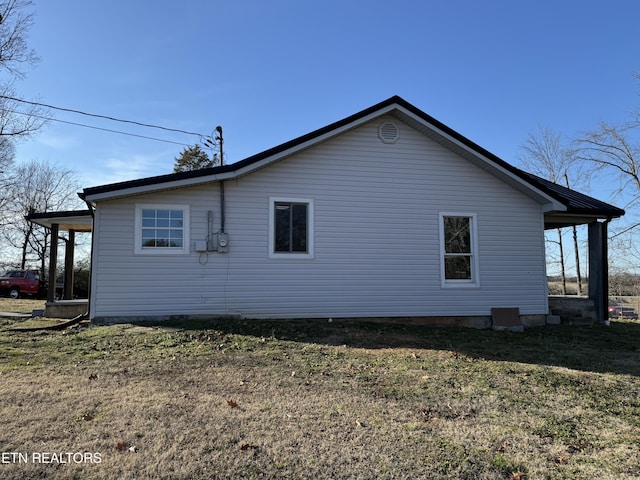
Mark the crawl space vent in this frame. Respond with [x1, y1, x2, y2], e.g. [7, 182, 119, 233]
[378, 122, 399, 144]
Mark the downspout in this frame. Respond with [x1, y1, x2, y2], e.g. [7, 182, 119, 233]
[83, 198, 96, 320]
[220, 181, 225, 233]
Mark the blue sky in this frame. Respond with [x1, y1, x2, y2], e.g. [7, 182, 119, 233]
[14, 0, 640, 209]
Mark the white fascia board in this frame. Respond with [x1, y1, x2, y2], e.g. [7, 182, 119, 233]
[395, 106, 567, 213]
[83, 171, 237, 202]
[84, 101, 565, 215]
[30, 215, 93, 230]
[85, 106, 397, 203]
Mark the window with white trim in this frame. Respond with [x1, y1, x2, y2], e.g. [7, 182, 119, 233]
[439, 213, 479, 287]
[135, 204, 190, 254]
[269, 198, 314, 258]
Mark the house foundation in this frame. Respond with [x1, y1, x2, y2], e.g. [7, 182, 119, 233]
[90, 313, 551, 329]
[548, 296, 597, 324]
[44, 300, 88, 319]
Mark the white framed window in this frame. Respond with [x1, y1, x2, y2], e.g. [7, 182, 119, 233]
[439, 213, 479, 287]
[268, 197, 314, 259]
[135, 204, 190, 255]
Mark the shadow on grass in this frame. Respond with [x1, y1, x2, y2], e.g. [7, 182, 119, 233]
[140, 317, 640, 377]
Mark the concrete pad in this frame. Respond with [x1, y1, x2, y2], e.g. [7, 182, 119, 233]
[0, 311, 31, 318]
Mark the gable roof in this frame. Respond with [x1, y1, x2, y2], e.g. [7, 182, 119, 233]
[81, 96, 624, 223]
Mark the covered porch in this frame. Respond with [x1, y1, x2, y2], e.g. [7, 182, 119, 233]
[26, 210, 93, 319]
[536, 173, 624, 324]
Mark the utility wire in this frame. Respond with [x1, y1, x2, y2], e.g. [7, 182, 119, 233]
[0, 95, 208, 138]
[7, 109, 193, 147]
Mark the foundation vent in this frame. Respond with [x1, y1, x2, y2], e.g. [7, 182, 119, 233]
[378, 122, 399, 144]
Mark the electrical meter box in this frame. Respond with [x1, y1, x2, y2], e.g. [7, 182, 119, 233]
[216, 233, 229, 253]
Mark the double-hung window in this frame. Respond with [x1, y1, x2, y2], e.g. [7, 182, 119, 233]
[439, 213, 479, 287]
[269, 197, 314, 258]
[135, 204, 190, 254]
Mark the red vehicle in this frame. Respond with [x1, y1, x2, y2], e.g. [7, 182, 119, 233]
[608, 302, 639, 320]
[0, 269, 43, 299]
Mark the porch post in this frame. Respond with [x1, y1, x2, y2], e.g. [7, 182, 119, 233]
[588, 221, 609, 324]
[63, 229, 75, 300]
[47, 223, 59, 303]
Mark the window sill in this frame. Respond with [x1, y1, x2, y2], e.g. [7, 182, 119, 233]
[441, 281, 480, 289]
[269, 252, 314, 260]
[135, 248, 190, 255]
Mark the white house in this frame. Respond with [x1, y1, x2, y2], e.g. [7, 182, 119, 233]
[31, 97, 624, 326]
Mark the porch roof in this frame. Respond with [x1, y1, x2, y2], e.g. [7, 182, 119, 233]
[527, 174, 625, 229]
[26, 210, 93, 232]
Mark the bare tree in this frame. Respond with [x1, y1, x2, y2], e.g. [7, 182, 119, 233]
[0, 83, 46, 140]
[564, 173, 584, 295]
[0, 0, 39, 77]
[3, 159, 81, 270]
[0, 0, 45, 140]
[575, 74, 640, 269]
[0, 0, 48, 217]
[519, 126, 585, 294]
[0, 133, 14, 225]
[519, 126, 574, 183]
[576, 120, 640, 207]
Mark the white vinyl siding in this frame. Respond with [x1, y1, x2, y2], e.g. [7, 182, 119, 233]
[90, 115, 548, 321]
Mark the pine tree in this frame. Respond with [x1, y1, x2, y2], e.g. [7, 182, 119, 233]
[173, 145, 214, 172]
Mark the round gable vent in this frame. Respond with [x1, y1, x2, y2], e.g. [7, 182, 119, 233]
[378, 122, 399, 144]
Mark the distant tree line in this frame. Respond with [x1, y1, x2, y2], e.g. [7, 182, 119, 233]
[548, 272, 640, 297]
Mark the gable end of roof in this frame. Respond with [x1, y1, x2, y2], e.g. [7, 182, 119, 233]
[80, 95, 624, 221]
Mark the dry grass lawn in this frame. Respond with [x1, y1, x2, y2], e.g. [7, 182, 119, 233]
[0, 298, 45, 314]
[0, 298, 638, 479]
